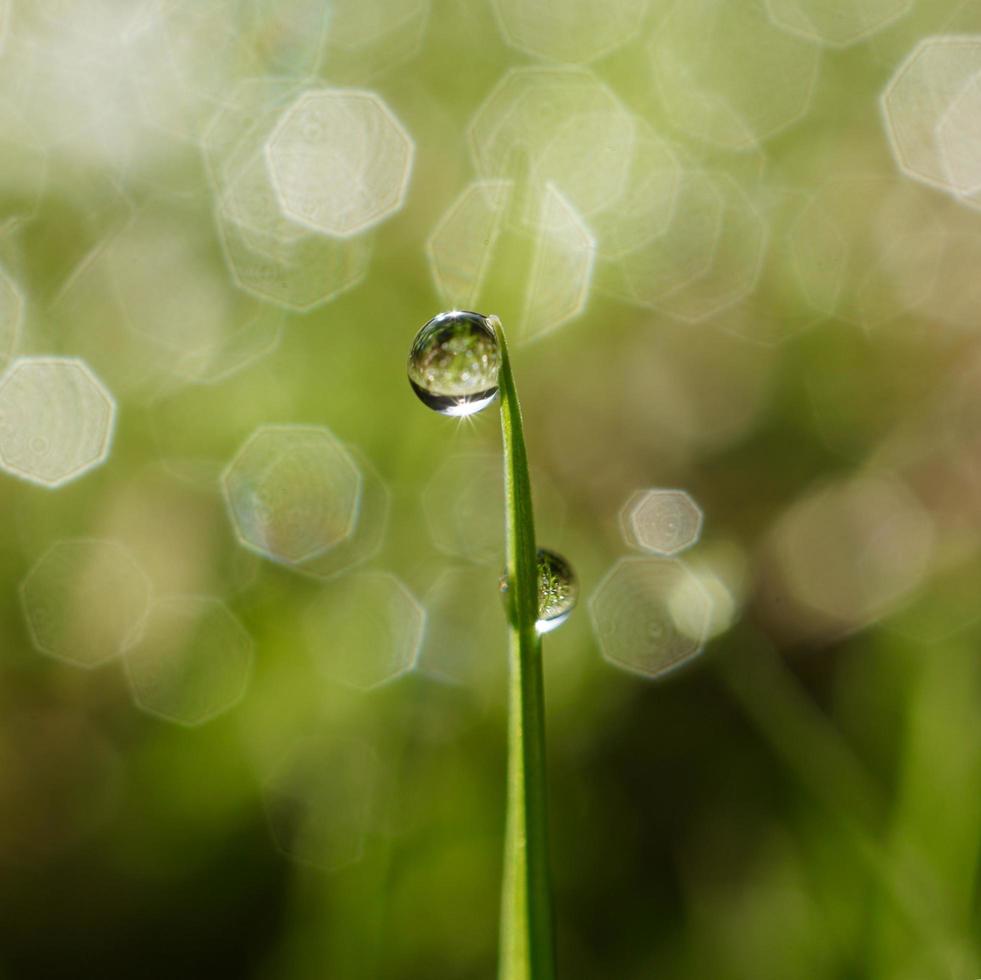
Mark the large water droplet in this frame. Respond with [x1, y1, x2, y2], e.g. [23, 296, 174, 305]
[407, 310, 501, 416]
[500, 548, 578, 635]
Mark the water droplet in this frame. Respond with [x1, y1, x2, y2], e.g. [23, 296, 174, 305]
[407, 310, 501, 416]
[500, 548, 578, 635]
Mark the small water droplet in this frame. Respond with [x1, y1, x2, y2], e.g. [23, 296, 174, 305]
[407, 311, 501, 417]
[500, 548, 578, 634]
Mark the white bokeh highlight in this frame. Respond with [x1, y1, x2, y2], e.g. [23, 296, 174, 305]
[936, 71, 981, 200]
[608, 169, 767, 323]
[303, 572, 425, 690]
[204, 79, 374, 312]
[765, 0, 911, 48]
[590, 557, 714, 679]
[768, 475, 934, 633]
[20, 539, 152, 669]
[418, 565, 502, 689]
[105, 209, 285, 383]
[882, 36, 981, 192]
[491, 0, 649, 64]
[427, 180, 511, 311]
[621, 489, 704, 556]
[427, 179, 596, 342]
[650, 0, 820, 149]
[787, 177, 943, 327]
[295, 446, 391, 582]
[319, 0, 430, 82]
[265, 89, 414, 237]
[123, 595, 254, 727]
[222, 425, 363, 567]
[468, 68, 636, 224]
[0, 357, 116, 488]
[0, 263, 23, 366]
[520, 184, 596, 342]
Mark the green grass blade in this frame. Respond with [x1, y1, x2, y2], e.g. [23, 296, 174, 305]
[491, 316, 556, 980]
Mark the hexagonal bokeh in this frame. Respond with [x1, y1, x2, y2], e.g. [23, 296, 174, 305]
[787, 177, 944, 328]
[767, 475, 933, 632]
[217, 149, 314, 248]
[764, 0, 911, 48]
[722, 187, 826, 347]
[603, 169, 721, 312]
[153, 1, 267, 137]
[427, 180, 511, 312]
[105, 208, 286, 384]
[417, 565, 503, 689]
[123, 595, 254, 727]
[204, 79, 375, 313]
[222, 425, 363, 567]
[248, 0, 331, 76]
[303, 572, 425, 690]
[0, 263, 23, 366]
[422, 452, 567, 566]
[589, 557, 713, 679]
[910, 214, 981, 330]
[520, 184, 596, 342]
[19, 539, 152, 669]
[318, 0, 431, 83]
[587, 118, 681, 260]
[936, 71, 981, 202]
[649, 0, 820, 149]
[202, 77, 302, 190]
[265, 89, 415, 237]
[881, 36, 981, 192]
[427, 180, 596, 344]
[491, 0, 649, 64]
[423, 453, 504, 565]
[0, 357, 116, 488]
[621, 489, 704, 556]
[263, 734, 380, 871]
[217, 213, 372, 313]
[468, 68, 637, 224]
[297, 446, 391, 581]
[102, 461, 261, 599]
[610, 171, 767, 323]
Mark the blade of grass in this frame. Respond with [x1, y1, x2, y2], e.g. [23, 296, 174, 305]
[492, 315, 556, 980]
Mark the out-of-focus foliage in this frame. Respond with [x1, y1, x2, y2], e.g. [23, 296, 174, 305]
[0, 0, 979, 978]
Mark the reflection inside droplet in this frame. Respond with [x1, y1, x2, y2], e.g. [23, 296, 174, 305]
[500, 547, 578, 634]
[407, 310, 501, 416]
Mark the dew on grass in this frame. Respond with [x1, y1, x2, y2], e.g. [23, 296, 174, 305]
[500, 548, 578, 634]
[407, 311, 501, 417]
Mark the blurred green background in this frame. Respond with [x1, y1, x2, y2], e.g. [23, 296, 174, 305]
[0, 0, 979, 977]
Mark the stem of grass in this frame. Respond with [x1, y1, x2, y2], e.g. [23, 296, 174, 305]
[492, 316, 556, 980]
